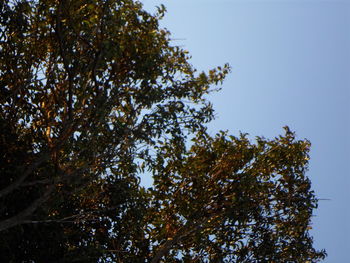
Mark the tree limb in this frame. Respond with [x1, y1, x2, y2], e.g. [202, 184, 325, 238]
[0, 185, 54, 232]
[0, 153, 50, 198]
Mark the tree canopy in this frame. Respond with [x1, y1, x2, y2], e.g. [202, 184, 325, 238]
[0, 0, 326, 262]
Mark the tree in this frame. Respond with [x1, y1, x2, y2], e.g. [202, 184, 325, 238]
[0, 0, 325, 262]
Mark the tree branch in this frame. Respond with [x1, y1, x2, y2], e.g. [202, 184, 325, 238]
[0, 153, 50, 198]
[0, 185, 54, 232]
[55, 0, 73, 121]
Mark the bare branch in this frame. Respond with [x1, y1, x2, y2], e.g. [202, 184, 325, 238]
[22, 206, 120, 226]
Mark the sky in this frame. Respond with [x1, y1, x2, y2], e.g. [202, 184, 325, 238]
[142, 0, 349, 262]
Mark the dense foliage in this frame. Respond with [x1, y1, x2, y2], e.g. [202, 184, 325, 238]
[0, 0, 325, 262]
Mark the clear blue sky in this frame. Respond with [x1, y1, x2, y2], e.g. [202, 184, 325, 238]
[142, 0, 350, 262]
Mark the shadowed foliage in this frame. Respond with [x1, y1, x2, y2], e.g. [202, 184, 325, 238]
[0, 0, 325, 262]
